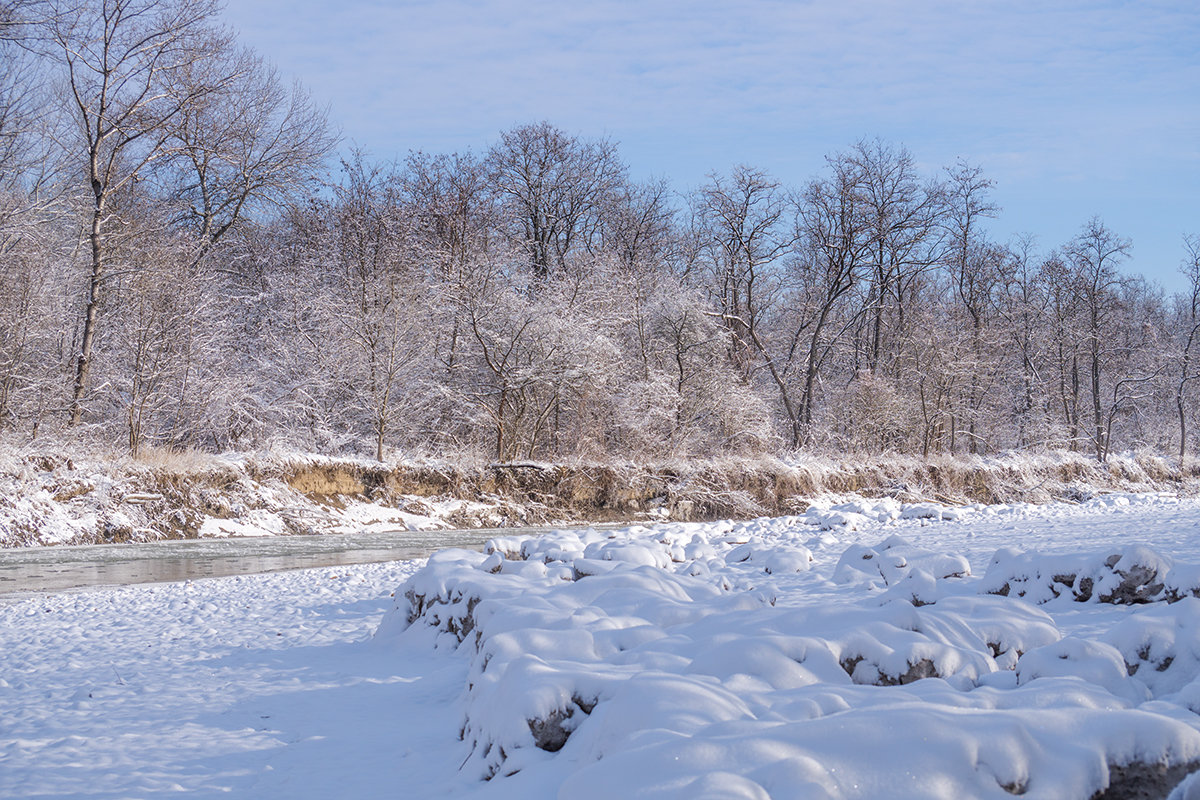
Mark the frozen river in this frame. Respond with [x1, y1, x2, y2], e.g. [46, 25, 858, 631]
[0, 525, 570, 600]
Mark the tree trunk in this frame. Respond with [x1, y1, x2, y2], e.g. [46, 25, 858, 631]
[1091, 343, 1104, 460]
[69, 203, 105, 426]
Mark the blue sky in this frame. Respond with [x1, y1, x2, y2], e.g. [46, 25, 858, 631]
[223, 0, 1199, 291]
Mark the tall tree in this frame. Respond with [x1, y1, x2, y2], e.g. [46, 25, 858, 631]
[942, 160, 1000, 451]
[0, 0, 64, 433]
[44, 0, 228, 425]
[162, 46, 334, 266]
[1177, 235, 1200, 458]
[330, 157, 429, 461]
[849, 139, 942, 373]
[996, 235, 1052, 448]
[693, 165, 793, 384]
[789, 152, 872, 444]
[487, 121, 625, 280]
[1064, 217, 1131, 460]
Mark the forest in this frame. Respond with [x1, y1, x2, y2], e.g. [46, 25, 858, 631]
[2, 0, 1199, 465]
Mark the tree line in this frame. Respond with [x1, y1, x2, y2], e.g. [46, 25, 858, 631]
[2, 0, 1198, 463]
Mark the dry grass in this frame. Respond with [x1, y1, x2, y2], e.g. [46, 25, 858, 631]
[126, 445, 225, 474]
[149, 449, 1200, 519]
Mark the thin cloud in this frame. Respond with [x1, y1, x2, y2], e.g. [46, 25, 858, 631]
[223, 0, 1200, 286]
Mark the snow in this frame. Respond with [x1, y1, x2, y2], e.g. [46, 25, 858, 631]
[3, 492, 1200, 798]
[198, 508, 291, 537]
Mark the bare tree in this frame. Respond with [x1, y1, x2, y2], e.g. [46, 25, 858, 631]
[162, 45, 335, 265]
[788, 152, 873, 445]
[604, 178, 677, 376]
[1042, 252, 1086, 448]
[1063, 217, 1131, 460]
[0, 211, 65, 432]
[400, 150, 493, 426]
[605, 177, 677, 273]
[0, 4, 65, 434]
[487, 121, 625, 280]
[1177, 234, 1200, 458]
[460, 277, 539, 461]
[849, 139, 943, 373]
[107, 233, 193, 456]
[996, 235, 1053, 448]
[402, 150, 492, 282]
[43, 0, 229, 425]
[692, 165, 794, 387]
[649, 283, 771, 455]
[95, 47, 334, 453]
[329, 155, 430, 461]
[942, 160, 999, 452]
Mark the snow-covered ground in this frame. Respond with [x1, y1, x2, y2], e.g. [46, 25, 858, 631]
[4, 494, 1200, 798]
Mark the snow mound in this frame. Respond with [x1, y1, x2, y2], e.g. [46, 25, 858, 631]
[1016, 636, 1152, 705]
[378, 523, 1200, 796]
[832, 534, 970, 590]
[980, 544, 1196, 605]
[1104, 598, 1200, 707]
[801, 497, 975, 531]
[558, 700, 1200, 800]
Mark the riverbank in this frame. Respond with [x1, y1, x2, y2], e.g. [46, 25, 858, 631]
[2, 445, 1198, 547]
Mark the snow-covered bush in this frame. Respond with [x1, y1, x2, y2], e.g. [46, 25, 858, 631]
[980, 544, 1192, 605]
